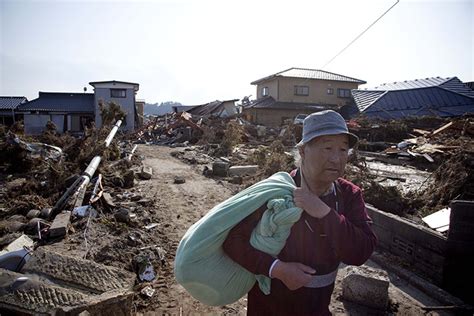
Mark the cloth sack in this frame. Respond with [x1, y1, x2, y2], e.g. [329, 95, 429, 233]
[174, 172, 303, 306]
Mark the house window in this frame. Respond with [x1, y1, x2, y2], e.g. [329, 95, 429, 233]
[337, 88, 351, 98]
[262, 87, 269, 97]
[294, 85, 309, 96]
[111, 89, 126, 98]
[327, 88, 334, 95]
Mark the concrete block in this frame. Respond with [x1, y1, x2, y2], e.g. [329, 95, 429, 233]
[0, 268, 88, 314]
[0, 234, 34, 256]
[26, 209, 40, 219]
[212, 161, 230, 177]
[228, 165, 259, 176]
[140, 166, 153, 180]
[22, 248, 136, 293]
[49, 211, 71, 238]
[0, 268, 133, 315]
[342, 265, 390, 310]
[174, 176, 186, 184]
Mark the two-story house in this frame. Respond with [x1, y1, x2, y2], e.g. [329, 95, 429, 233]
[17, 80, 142, 134]
[89, 80, 139, 131]
[243, 67, 366, 126]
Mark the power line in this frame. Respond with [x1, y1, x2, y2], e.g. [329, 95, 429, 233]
[321, 0, 400, 69]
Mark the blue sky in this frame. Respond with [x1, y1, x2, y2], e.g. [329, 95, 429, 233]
[1, 0, 473, 105]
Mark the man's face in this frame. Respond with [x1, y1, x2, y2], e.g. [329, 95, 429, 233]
[299, 134, 349, 185]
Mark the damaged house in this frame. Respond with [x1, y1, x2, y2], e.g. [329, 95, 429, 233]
[243, 67, 366, 126]
[17, 80, 143, 134]
[183, 99, 239, 118]
[352, 77, 474, 120]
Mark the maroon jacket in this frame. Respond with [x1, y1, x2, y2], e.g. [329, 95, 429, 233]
[223, 170, 377, 315]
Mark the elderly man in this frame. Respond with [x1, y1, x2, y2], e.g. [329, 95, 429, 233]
[223, 110, 377, 315]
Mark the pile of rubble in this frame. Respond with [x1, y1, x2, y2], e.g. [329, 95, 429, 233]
[160, 113, 473, 221]
[131, 112, 297, 148]
[131, 112, 298, 185]
[0, 120, 165, 314]
[346, 116, 474, 219]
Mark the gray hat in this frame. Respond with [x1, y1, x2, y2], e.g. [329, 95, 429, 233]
[297, 110, 358, 148]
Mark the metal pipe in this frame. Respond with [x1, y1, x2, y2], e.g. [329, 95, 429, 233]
[104, 119, 122, 147]
[50, 120, 122, 218]
[84, 156, 102, 178]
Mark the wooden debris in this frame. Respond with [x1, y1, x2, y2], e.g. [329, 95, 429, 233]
[431, 121, 454, 136]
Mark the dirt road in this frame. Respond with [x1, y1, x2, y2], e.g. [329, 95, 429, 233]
[135, 144, 247, 315]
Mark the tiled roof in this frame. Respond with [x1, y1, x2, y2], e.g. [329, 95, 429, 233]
[354, 87, 474, 119]
[370, 77, 453, 91]
[251, 68, 366, 85]
[353, 76, 474, 118]
[17, 92, 94, 113]
[244, 96, 333, 111]
[0, 96, 28, 110]
[351, 90, 386, 112]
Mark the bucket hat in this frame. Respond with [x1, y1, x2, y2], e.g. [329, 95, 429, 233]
[297, 110, 358, 148]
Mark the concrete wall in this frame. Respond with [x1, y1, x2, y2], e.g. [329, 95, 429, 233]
[255, 79, 279, 99]
[366, 205, 447, 284]
[256, 78, 360, 106]
[367, 202, 474, 304]
[443, 200, 474, 304]
[94, 87, 135, 131]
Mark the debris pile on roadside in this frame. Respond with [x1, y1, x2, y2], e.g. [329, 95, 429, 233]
[130, 111, 297, 148]
[0, 118, 169, 314]
[346, 116, 473, 220]
[164, 113, 473, 224]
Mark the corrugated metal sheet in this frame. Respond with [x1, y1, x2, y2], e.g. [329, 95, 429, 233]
[363, 87, 474, 119]
[370, 77, 452, 90]
[17, 92, 94, 113]
[251, 68, 366, 85]
[0, 96, 27, 110]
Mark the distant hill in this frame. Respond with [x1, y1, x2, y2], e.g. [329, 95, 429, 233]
[144, 101, 182, 116]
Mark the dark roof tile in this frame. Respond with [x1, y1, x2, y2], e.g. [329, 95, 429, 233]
[17, 92, 94, 113]
[0, 96, 28, 110]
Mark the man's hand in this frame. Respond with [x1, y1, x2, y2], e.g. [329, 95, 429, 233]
[294, 186, 331, 219]
[271, 261, 316, 290]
